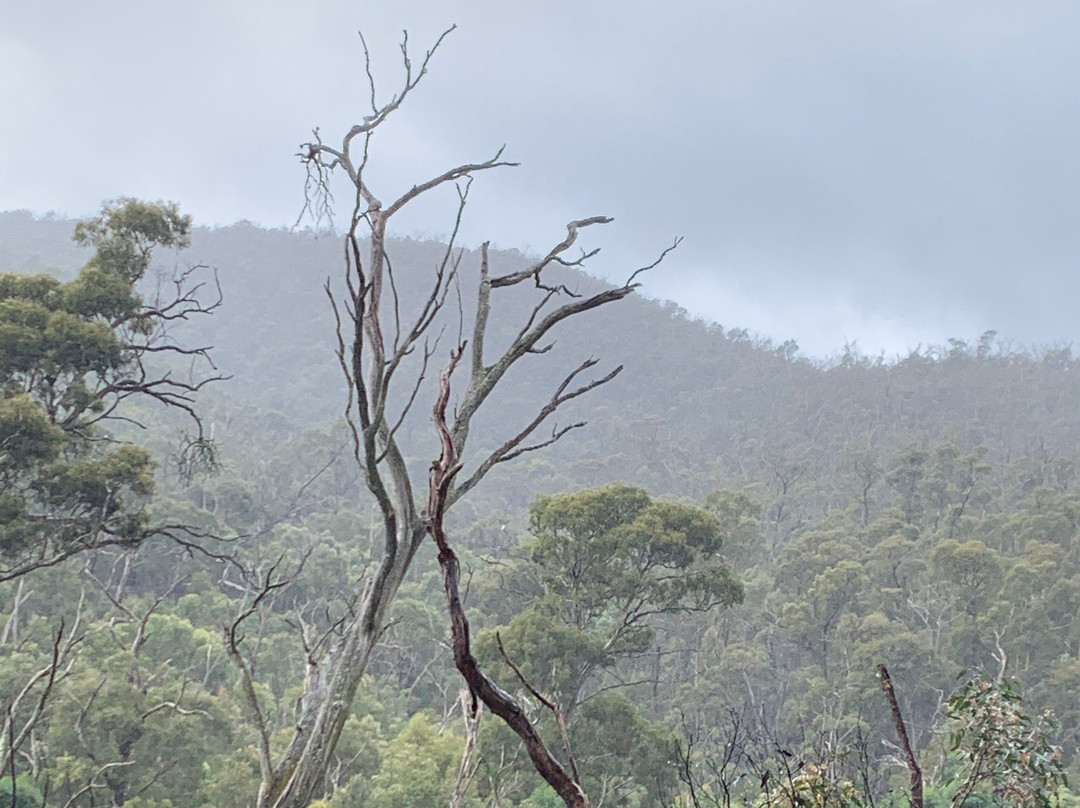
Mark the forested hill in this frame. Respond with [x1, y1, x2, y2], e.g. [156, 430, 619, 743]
[2, 209, 1078, 516]
[7, 209, 1080, 806]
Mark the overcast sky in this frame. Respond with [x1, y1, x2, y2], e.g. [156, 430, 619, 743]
[3, 1, 1079, 357]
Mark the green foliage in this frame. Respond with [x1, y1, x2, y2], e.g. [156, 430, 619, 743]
[199, 747, 264, 808]
[9, 216, 1080, 807]
[484, 485, 742, 694]
[73, 198, 191, 283]
[946, 673, 1067, 808]
[478, 598, 610, 706]
[520, 784, 564, 808]
[930, 540, 1002, 616]
[0, 394, 63, 472]
[364, 713, 466, 808]
[474, 485, 741, 806]
[0, 776, 44, 808]
[572, 692, 678, 805]
[529, 484, 743, 630]
[0, 199, 204, 574]
[784, 762, 870, 808]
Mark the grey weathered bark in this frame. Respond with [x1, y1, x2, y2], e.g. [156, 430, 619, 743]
[449, 687, 482, 808]
[233, 28, 675, 808]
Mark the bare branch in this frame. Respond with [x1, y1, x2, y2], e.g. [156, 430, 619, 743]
[449, 687, 482, 808]
[490, 217, 613, 289]
[1, 605, 85, 774]
[496, 633, 582, 786]
[224, 561, 293, 795]
[142, 680, 212, 720]
[0, 520, 232, 585]
[627, 237, 682, 287]
[451, 359, 621, 504]
[298, 25, 461, 204]
[450, 228, 677, 460]
[61, 761, 136, 808]
[428, 348, 588, 808]
[344, 26, 458, 155]
[385, 148, 519, 219]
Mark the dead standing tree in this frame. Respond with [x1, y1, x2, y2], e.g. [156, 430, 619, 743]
[238, 29, 676, 808]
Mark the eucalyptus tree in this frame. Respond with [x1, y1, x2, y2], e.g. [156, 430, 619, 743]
[484, 484, 743, 714]
[460, 484, 743, 806]
[0, 198, 221, 581]
[231, 28, 678, 808]
[0, 198, 221, 795]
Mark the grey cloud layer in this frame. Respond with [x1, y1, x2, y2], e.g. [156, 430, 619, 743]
[2, 1, 1077, 355]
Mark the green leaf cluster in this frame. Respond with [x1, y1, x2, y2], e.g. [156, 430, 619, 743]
[0, 199, 193, 568]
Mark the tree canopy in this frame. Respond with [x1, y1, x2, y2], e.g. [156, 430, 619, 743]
[0, 198, 219, 579]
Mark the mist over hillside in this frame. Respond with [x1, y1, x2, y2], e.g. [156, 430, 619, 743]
[6, 208, 1080, 806]
[3, 209, 1077, 508]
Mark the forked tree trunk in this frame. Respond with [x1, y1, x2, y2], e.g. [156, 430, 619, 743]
[233, 28, 674, 808]
[428, 348, 589, 808]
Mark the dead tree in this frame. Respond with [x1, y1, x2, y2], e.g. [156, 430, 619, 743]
[242, 28, 676, 808]
[877, 664, 923, 808]
[430, 347, 593, 807]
